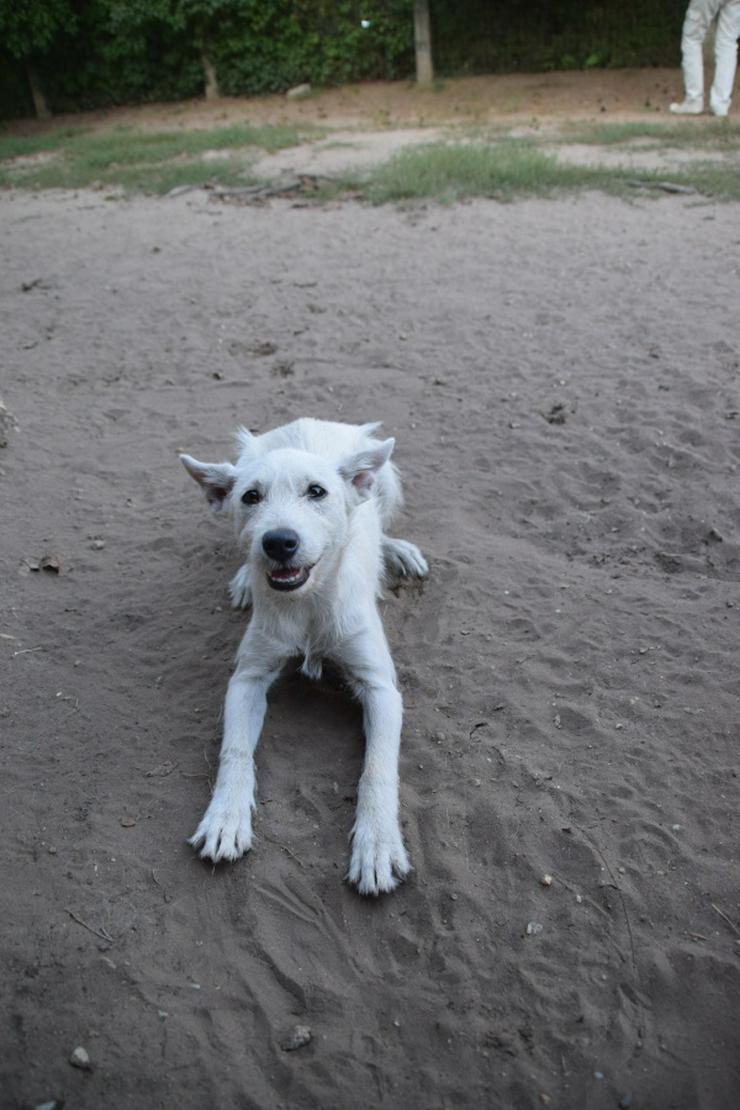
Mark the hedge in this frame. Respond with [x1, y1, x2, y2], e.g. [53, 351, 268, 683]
[0, 0, 683, 121]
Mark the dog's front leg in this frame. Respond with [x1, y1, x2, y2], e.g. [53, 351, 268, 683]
[344, 627, 411, 895]
[189, 636, 284, 863]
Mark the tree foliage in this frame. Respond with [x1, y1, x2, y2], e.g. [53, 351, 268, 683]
[432, 0, 682, 75]
[0, 0, 76, 60]
[0, 1, 683, 120]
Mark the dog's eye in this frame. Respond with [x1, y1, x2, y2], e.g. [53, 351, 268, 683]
[306, 484, 327, 500]
[241, 489, 262, 506]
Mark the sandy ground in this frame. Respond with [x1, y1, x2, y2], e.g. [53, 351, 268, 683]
[5, 68, 693, 135]
[2, 73, 740, 1110]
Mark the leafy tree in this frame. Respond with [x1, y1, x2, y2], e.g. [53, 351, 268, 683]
[107, 0, 240, 99]
[0, 0, 76, 116]
[176, 0, 237, 97]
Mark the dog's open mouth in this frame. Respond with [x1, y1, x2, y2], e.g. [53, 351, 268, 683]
[266, 565, 312, 592]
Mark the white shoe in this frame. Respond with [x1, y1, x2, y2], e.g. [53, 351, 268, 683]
[710, 106, 729, 117]
[669, 99, 703, 115]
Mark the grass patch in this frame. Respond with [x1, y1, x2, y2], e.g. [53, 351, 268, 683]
[0, 122, 320, 193]
[347, 139, 740, 204]
[3, 125, 739, 203]
[666, 159, 740, 200]
[0, 127, 89, 161]
[359, 140, 623, 203]
[562, 118, 740, 148]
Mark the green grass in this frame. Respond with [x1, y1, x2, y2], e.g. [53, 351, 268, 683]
[0, 127, 89, 161]
[356, 140, 620, 203]
[348, 139, 740, 204]
[0, 122, 321, 193]
[666, 159, 740, 199]
[561, 118, 740, 148]
[2, 124, 740, 202]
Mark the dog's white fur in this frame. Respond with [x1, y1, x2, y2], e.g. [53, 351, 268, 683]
[180, 417, 428, 895]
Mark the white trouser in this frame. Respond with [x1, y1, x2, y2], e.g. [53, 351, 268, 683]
[681, 0, 740, 112]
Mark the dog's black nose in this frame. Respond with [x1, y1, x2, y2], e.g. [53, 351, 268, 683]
[262, 528, 300, 563]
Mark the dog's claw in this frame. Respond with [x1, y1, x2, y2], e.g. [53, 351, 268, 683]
[348, 819, 410, 896]
[189, 802, 253, 863]
[382, 537, 428, 581]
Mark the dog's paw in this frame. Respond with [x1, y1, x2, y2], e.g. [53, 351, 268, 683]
[348, 818, 410, 896]
[383, 537, 429, 580]
[229, 564, 252, 609]
[188, 798, 253, 863]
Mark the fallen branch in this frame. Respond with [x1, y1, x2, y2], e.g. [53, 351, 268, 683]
[711, 902, 740, 937]
[627, 179, 697, 195]
[66, 908, 113, 944]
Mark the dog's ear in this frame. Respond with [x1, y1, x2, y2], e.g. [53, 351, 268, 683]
[235, 426, 256, 456]
[180, 454, 237, 511]
[338, 437, 395, 497]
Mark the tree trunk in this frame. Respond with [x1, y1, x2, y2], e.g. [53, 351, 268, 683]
[26, 63, 51, 119]
[414, 0, 434, 85]
[202, 50, 219, 100]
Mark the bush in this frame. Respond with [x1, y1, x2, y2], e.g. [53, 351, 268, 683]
[0, 0, 684, 120]
[430, 0, 682, 76]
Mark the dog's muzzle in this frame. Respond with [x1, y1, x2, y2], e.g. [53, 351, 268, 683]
[262, 529, 312, 592]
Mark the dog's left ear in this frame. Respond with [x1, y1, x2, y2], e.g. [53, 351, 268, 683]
[338, 437, 395, 497]
[180, 454, 237, 511]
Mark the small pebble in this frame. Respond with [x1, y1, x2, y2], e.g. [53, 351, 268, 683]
[594, 1070, 604, 1080]
[69, 1045, 91, 1070]
[541, 873, 553, 887]
[90, 539, 106, 550]
[281, 1024, 312, 1051]
[619, 1096, 634, 1109]
[526, 921, 543, 936]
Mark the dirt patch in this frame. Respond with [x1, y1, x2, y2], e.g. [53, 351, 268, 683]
[1, 75, 739, 1110]
[4, 68, 688, 138]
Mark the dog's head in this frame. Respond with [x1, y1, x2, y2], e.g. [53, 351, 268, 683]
[181, 434, 394, 596]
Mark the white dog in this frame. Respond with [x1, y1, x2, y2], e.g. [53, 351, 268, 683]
[180, 418, 428, 895]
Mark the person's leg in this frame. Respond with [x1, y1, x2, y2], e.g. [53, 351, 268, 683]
[671, 0, 720, 112]
[710, 0, 740, 114]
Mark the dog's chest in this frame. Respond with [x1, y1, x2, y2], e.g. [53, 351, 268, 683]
[297, 619, 339, 681]
[299, 651, 324, 681]
[269, 607, 340, 682]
